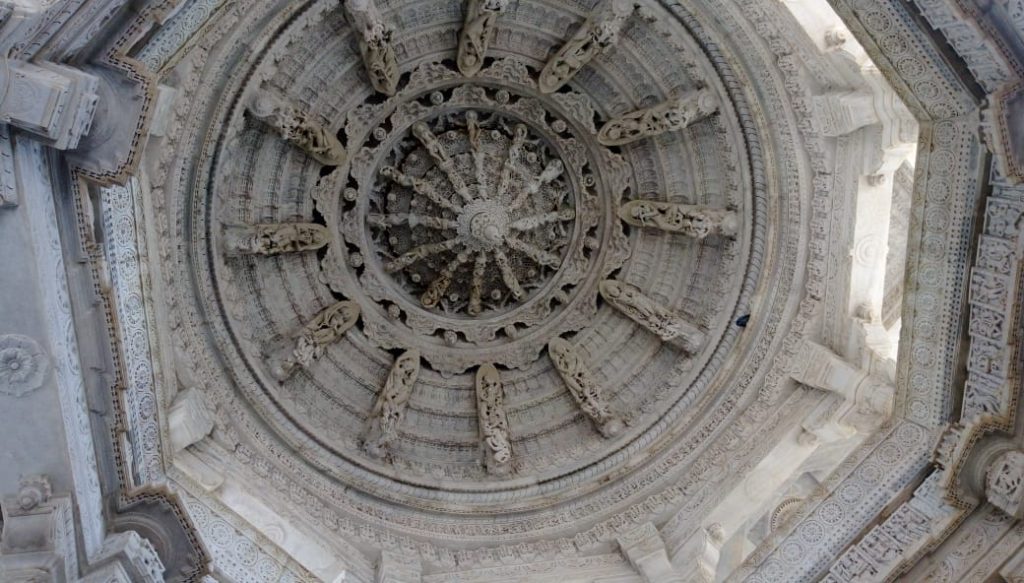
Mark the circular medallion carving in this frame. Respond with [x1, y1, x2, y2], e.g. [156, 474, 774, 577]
[0, 334, 49, 398]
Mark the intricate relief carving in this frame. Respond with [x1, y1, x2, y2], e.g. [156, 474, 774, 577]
[598, 89, 718, 146]
[362, 350, 421, 459]
[269, 301, 360, 380]
[988, 451, 1024, 519]
[248, 91, 346, 165]
[457, 0, 509, 77]
[344, 0, 399, 96]
[619, 200, 738, 239]
[0, 334, 49, 397]
[223, 223, 330, 256]
[599, 280, 704, 352]
[538, 0, 635, 94]
[548, 338, 623, 438]
[476, 363, 513, 474]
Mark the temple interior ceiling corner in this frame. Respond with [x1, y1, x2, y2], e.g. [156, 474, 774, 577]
[0, 0, 1022, 581]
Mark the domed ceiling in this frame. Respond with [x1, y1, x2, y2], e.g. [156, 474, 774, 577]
[162, 0, 811, 552]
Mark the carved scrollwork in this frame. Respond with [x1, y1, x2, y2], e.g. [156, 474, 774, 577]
[458, 0, 509, 77]
[538, 0, 635, 94]
[223, 223, 330, 256]
[599, 280, 704, 352]
[248, 91, 346, 165]
[618, 200, 738, 239]
[476, 363, 513, 474]
[548, 338, 623, 438]
[597, 89, 718, 146]
[344, 0, 400, 96]
[269, 301, 360, 380]
[363, 349, 421, 459]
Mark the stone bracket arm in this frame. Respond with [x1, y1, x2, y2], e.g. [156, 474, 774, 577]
[0, 57, 98, 150]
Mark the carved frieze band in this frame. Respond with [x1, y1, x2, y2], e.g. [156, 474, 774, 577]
[362, 349, 421, 459]
[548, 338, 623, 438]
[344, 0, 400, 96]
[269, 301, 360, 381]
[598, 89, 718, 146]
[538, 0, 635, 94]
[618, 200, 738, 239]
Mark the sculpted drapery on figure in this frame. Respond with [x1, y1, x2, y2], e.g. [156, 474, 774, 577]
[223, 223, 330, 256]
[247, 90, 346, 165]
[538, 0, 635, 94]
[598, 89, 718, 146]
[618, 200, 738, 239]
[476, 364, 513, 474]
[344, 0, 400, 96]
[548, 338, 624, 438]
[457, 0, 509, 77]
[270, 301, 360, 380]
[599, 280, 705, 353]
[362, 350, 421, 460]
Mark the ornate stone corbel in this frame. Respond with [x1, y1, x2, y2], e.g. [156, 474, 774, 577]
[270, 301, 361, 381]
[599, 280, 704, 352]
[223, 223, 330, 256]
[618, 200, 738, 239]
[457, 0, 509, 77]
[538, 0, 635, 94]
[616, 522, 686, 583]
[363, 349, 421, 459]
[344, 0, 400, 96]
[247, 90, 346, 165]
[476, 363, 513, 474]
[0, 57, 99, 150]
[598, 89, 717, 146]
[548, 338, 623, 438]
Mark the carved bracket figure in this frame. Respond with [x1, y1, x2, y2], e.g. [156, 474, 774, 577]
[344, 0, 400, 96]
[548, 338, 624, 438]
[476, 364, 513, 474]
[599, 280, 704, 352]
[270, 301, 360, 380]
[457, 0, 509, 77]
[618, 200, 738, 239]
[538, 0, 635, 94]
[223, 223, 330, 256]
[248, 90, 346, 165]
[598, 89, 718, 146]
[363, 349, 421, 459]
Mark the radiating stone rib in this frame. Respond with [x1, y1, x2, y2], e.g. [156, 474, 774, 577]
[223, 223, 330, 256]
[493, 250, 525, 299]
[548, 338, 623, 438]
[497, 125, 528, 200]
[476, 363, 513, 474]
[599, 280, 705, 352]
[510, 159, 564, 211]
[412, 122, 475, 203]
[380, 166, 462, 213]
[248, 91, 346, 165]
[421, 252, 471, 308]
[598, 89, 718, 146]
[362, 349, 421, 460]
[505, 236, 562, 267]
[458, 0, 508, 76]
[367, 213, 458, 231]
[384, 238, 461, 273]
[538, 0, 634, 94]
[468, 252, 489, 316]
[510, 209, 575, 231]
[269, 301, 361, 381]
[618, 200, 738, 239]
[343, 0, 399, 96]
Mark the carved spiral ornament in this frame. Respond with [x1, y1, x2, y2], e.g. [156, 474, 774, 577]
[157, 0, 824, 553]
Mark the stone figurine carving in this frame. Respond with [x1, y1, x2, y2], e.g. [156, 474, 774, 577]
[548, 338, 624, 438]
[270, 301, 361, 380]
[458, 0, 509, 77]
[223, 223, 330, 256]
[538, 0, 635, 94]
[599, 280, 705, 352]
[248, 91, 346, 165]
[618, 200, 738, 239]
[476, 363, 513, 474]
[363, 349, 421, 459]
[344, 0, 400, 96]
[598, 89, 718, 146]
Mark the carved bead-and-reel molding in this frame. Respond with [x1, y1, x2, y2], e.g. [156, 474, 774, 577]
[197, 0, 754, 517]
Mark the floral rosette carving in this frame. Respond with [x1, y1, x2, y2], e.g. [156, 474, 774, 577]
[0, 334, 49, 398]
